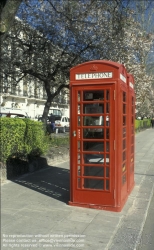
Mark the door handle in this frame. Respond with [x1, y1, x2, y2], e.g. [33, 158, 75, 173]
[73, 130, 76, 137]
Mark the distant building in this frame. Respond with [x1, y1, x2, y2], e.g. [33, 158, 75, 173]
[0, 17, 69, 119]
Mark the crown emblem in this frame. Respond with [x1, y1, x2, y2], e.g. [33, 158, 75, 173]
[90, 64, 98, 71]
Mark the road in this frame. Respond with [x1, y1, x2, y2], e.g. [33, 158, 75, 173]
[137, 192, 154, 250]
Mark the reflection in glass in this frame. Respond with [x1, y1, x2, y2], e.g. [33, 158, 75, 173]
[83, 90, 104, 101]
[84, 153, 104, 164]
[78, 116, 80, 126]
[123, 127, 126, 138]
[106, 116, 110, 126]
[78, 91, 81, 101]
[78, 153, 81, 164]
[78, 104, 81, 114]
[123, 151, 126, 161]
[83, 141, 104, 151]
[84, 166, 104, 177]
[83, 128, 104, 139]
[83, 103, 104, 114]
[106, 154, 110, 164]
[78, 166, 81, 176]
[78, 141, 81, 151]
[83, 116, 104, 126]
[84, 179, 104, 190]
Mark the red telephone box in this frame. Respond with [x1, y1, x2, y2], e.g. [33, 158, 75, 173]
[127, 73, 135, 194]
[69, 60, 135, 212]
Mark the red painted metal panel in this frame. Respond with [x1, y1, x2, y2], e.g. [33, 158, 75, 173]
[69, 60, 134, 212]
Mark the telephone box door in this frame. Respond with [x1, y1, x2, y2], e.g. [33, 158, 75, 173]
[70, 84, 115, 207]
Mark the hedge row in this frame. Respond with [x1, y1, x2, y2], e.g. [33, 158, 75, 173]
[0, 118, 49, 163]
[0, 117, 151, 163]
[135, 119, 151, 132]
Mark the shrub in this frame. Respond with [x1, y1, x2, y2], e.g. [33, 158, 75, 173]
[23, 118, 49, 157]
[0, 117, 26, 162]
[135, 119, 151, 132]
[0, 117, 49, 163]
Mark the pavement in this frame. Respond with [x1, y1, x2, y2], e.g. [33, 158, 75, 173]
[1, 128, 154, 250]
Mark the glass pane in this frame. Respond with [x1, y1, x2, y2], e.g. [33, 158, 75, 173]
[83, 90, 104, 101]
[78, 154, 81, 164]
[78, 166, 81, 176]
[106, 90, 110, 100]
[106, 154, 110, 164]
[78, 116, 81, 126]
[78, 104, 81, 114]
[123, 139, 126, 149]
[122, 163, 126, 173]
[106, 180, 109, 190]
[84, 179, 104, 190]
[106, 128, 109, 139]
[123, 127, 126, 138]
[83, 115, 104, 126]
[123, 116, 126, 125]
[78, 91, 81, 101]
[123, 151, 126, 161]
[106, 116, 110, 126]
[78, 141, 81, 151]
[106, 142, 109, 152]
[106, 103, 110, 113]
[83, 103, 104, 114]
[106, 167, 109, 177]
[84, 153, 104, 164]
[123, 104, 126, 114]
[83, 128, 104, 139]
[83, 141, 104, 151]
[84, 166, 104, 177]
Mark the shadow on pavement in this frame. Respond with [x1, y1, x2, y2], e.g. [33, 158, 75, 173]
[12, 165, 70, 204]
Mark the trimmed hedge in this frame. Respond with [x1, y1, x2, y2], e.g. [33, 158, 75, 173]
[0, 118, 49, 163]
[135, 119, 151, 132]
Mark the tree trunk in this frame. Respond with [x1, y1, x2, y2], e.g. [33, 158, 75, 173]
[0, 0, 22, 42]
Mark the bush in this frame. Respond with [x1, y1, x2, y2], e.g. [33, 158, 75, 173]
[0, 117, 26, 162]
[135, 119, 151, 132]
[23, 119, 49, 158]
[0, 117, 49, 163]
